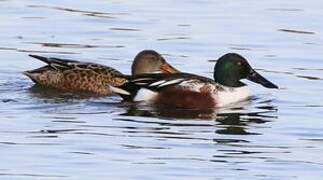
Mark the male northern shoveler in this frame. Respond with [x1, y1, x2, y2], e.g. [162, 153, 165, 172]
[24, 50, 179, 95]
[110, 53, 278, 109]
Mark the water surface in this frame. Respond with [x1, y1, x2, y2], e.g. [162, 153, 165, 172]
[1, 0, 323, 179]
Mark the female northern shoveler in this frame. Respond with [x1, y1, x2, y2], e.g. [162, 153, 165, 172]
[24, 50, 179, 95]
[110, 53, 278, 109]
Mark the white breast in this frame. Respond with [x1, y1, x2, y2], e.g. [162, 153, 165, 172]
[216, 86, 251, 107]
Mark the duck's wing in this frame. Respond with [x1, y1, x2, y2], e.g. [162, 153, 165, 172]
[28, 54, 123, 75]
[28, 54, 81, 71]
[110, 73, 219, 100]
[117, 73, 197, 90]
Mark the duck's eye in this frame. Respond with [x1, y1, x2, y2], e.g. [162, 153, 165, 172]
[237, 62, 242, 66]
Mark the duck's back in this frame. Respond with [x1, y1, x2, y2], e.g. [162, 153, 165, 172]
[24, 55, 126, 95]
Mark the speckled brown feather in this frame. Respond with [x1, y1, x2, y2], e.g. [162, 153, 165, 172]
[24, 55, 127, 95]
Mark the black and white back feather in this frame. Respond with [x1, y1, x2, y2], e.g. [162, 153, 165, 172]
[110, 73, 219, 101]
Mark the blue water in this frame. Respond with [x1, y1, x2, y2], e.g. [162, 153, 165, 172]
[1, 0, 323, 179]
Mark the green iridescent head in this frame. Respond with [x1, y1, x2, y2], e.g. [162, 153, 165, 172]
[214, 53, 278, 88]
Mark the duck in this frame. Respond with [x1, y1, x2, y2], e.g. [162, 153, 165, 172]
[24, 50, 179, 95]
[109, 53, 278, 109]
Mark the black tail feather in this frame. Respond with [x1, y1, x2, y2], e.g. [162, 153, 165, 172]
[28, 54, 81, 70]
[29, 54, 51, 64]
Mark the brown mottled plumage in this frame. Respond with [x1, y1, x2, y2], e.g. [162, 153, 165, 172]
[24, 50, 179, 95]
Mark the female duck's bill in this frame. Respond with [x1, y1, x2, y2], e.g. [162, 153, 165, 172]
[110, 53, 278, 109]
[23, 50, 179, 95]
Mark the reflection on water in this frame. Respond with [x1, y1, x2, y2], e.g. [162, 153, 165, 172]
[1, 0, 323, 179]
[120, 97, 277, 137]
[0, 47, 79, 54]
[28, 85, 105, 102]
[296, 75, 322, 80]
[109, 28, 141, 32]
[278, 28, 315, 35]
[122, 103, 217, 119]
[26, 42, 125, 49]
[27, 4, 128, 18]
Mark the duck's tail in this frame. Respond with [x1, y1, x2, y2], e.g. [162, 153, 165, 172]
[28, 54, 51, 64]
[23, 71, 38, 83]
[28, 54, 80, 70]
[23, 64, 54, 83]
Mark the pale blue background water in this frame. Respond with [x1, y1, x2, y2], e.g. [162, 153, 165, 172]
[0, 0, 323, 179]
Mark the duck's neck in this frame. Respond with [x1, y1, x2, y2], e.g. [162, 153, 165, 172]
[214, 72, 245, 88]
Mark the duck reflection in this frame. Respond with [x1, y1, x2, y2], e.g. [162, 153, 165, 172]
[122, 104, 216, 119]
[120, 98, 277, 136]
[28, 84, 104, 102]
[215, 111, 276, 135]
